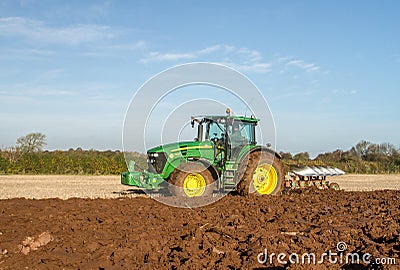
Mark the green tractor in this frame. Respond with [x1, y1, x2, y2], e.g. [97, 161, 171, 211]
[121, 109, 284, 197]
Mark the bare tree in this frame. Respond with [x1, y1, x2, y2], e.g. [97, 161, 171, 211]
[0, 146, 21, 163]
[355, 140, 371, 159]
[379, 142, 396, 156]
[16, 133, 47, 153]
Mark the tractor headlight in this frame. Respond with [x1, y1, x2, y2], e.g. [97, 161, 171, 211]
[149, 152, 159, 157]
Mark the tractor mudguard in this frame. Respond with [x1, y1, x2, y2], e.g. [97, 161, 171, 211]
[237, 146, 281, 166]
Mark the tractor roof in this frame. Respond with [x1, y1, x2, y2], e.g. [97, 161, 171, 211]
[194, 115, 259, 123]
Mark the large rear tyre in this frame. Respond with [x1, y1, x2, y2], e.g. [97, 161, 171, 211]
[236, 151, 284, 195]
[169, 162, 215, 197]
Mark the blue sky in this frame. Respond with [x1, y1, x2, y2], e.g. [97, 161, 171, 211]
[0, 0, 399, 156]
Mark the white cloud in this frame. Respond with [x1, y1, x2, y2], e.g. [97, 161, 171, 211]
[0, 17, 118, 45]
[139, 52, 196, 63]
[139, 44, 272, 73]
[197, 45, 222, 55]
[237, 48, 262, 63]
[107, 40, 147, 50]
[196, 45, 235, 55]
[278, 56, 292, 62]
[222, 62, 272, 73]
[286, 59, 320, 72]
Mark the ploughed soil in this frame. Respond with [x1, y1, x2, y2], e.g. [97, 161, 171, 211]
[0, 189, 399, 269]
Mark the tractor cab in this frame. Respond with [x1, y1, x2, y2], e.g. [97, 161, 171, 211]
[191, 110, 258, 164]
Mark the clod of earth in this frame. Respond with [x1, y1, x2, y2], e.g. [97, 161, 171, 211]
[18, 232, 53, 255]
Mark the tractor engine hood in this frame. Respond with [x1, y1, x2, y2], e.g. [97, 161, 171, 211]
[147, 141, 214, 156]
[146, 140, 216, 177]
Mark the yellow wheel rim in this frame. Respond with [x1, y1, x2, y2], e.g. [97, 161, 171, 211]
[252, 163, 278, 194]
[183, 173, 206, 197]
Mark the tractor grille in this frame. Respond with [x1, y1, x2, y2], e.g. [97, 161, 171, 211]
[147, 152, 167, 174]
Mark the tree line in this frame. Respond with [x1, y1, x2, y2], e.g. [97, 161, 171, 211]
[0, 133, 147, 175]
[1, 133, 399, 174]
[0, 148, 147, 175]
[280, 140, 400, 174]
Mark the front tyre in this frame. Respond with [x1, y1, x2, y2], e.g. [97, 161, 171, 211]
[236, 151, 284, 195]
[169, 162, 215, 197]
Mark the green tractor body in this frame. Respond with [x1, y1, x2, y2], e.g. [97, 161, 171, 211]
[122, 111, 284, 196]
